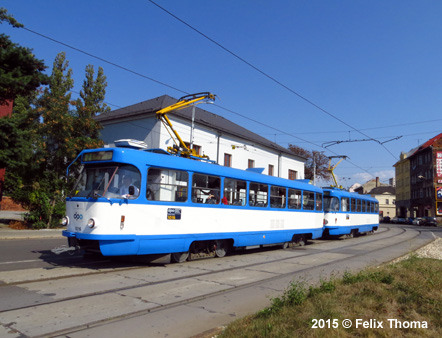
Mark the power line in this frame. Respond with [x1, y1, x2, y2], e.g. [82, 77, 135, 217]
[22, 27, 189, 96]
[261, 118, 442, 136]
[19, 25, 377, 180]
[20, 26, 327, 149]
[147, 0, 398, 161]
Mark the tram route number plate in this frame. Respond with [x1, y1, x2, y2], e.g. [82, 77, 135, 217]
[167, 208, 181, 220]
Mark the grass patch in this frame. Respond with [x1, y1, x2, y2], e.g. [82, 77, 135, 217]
[219, 256, 442, 337]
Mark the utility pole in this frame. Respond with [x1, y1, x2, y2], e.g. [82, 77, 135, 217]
[313, 158, 316, 186]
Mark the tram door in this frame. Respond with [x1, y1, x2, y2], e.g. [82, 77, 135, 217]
[329, 196, 340, 225]
[341, 197, 350, 226]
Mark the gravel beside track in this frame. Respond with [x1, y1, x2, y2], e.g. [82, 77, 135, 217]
[393, 236, 442, 262]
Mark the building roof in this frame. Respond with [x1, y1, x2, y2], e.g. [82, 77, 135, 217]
[403, 132, 442, 160]
[96, 95, 306, 161]
[369, 186, 396, 195]
[414, 132, 442, 153]
[394, 133, 442, 166]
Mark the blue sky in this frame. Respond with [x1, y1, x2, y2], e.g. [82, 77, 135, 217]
[2, 0, 442, 188]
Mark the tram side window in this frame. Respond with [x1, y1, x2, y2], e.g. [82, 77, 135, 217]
[224, 178, 246, 206]
[192, 174, 221, 204]
[342, 197, 349, 212]
[362, 200, 366, 213]
[146, 168, 188, 202]
[249, 182, 268, 207]
[315, 193, 323, 211]
[270, 186, 286, 208]
[350, 198, 356, 212]
[288, 189, 302, 209]
[356, 199, 362, 212]
[303, 191, 315, 210]
[375, 202, 379, 214]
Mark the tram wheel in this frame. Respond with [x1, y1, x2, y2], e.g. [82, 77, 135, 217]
[171, 251, 190, 263]
[293, 235, 305, 247]
[347, 229, 358, 239]
[281, 242, 290, 250]
[214, 240, 229, 258]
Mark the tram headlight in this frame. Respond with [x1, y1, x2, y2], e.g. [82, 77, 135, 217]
[87, 218, 97, 228]
[61, 216, 69, 226]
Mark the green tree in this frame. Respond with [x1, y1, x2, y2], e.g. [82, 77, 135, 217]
[1, 8, 107, 228]
[0, 8, 49, 104]
[0, 95, 39, 180]
[13, 52, 76, 228]
[0, 7, 23, 28]
[5, 52, 107, 228]
[288, 144, 331, 181]
[74, 65, 109, 150]
[79, 65, 110, 117]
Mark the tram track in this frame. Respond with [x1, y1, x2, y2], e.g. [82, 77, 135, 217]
[1, 225, 424, 338]
[1, 226, 391, 288]
[0, 226, 409, 314]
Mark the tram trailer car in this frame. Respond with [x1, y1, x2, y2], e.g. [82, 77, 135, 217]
[62, 144, 325, 262]
[323, 187, 379, 237]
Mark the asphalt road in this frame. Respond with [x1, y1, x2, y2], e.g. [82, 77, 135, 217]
[0, 238, 67, 271]
[0, 223, 440, 338]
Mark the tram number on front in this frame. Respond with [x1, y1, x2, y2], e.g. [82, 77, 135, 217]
[167, 208, 181, 220]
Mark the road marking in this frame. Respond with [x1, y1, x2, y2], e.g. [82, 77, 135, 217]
[0, 259, 40, 265]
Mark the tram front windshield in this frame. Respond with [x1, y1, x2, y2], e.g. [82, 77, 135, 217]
[323, 196, 340, 212]
[71, 164, 141, 199]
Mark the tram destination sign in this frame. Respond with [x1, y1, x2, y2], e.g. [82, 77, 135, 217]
[82, 151, 113, 162]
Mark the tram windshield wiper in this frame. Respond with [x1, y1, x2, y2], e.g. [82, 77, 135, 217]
[92, 190, 113, 205]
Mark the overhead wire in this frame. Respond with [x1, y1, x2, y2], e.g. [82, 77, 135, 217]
[147, 0, 398, 161]
[20, 26, 324, 149]
[22, 27, 189, 96]
[18, 24, 375, 179]
[261, 117, 442, 136]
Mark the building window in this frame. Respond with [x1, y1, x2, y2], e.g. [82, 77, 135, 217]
[386, 199, 389, 205]
[248, 159, 255, 168]
[224, 153, 232, 167]
[288, 169, 297, 180]
[184, 142, 201, 155]
[268, 164, 274, 176]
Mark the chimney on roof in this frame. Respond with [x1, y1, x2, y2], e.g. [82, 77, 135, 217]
[376, 177, 379, 187]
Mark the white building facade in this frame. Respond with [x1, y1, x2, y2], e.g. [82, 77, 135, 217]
[96, 95, 306, 180]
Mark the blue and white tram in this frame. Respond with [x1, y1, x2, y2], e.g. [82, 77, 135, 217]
[323, 187, 379, 237]
[62, 144, 325, 261]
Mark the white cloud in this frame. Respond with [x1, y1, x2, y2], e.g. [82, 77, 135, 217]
[351, 170, 395, 186]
